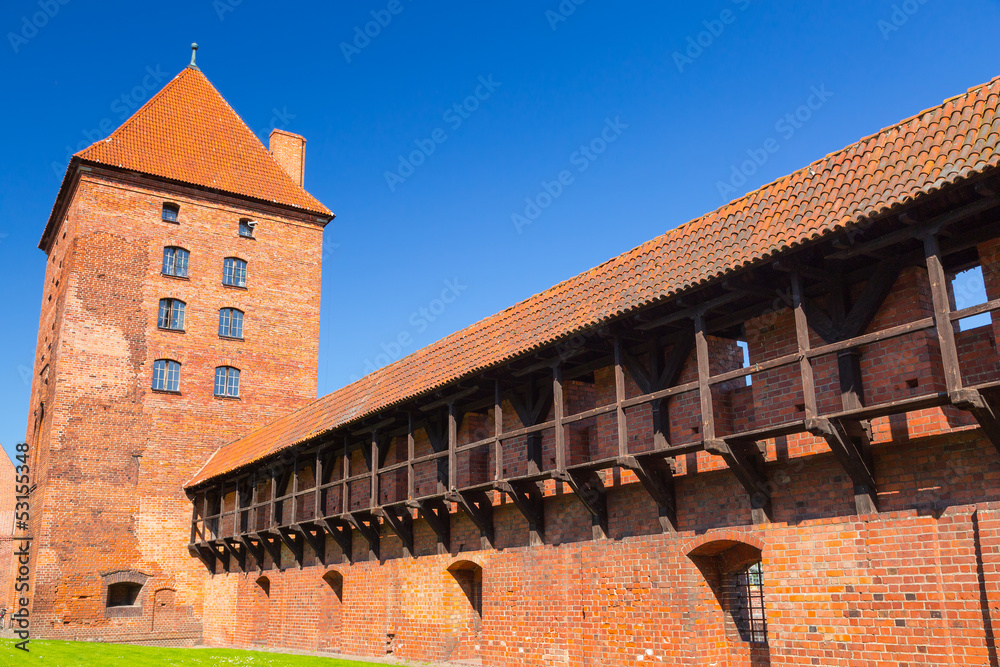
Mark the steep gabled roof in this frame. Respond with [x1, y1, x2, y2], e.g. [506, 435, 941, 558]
[41, 66, 330, 249]
[186, 75, 1000, 488]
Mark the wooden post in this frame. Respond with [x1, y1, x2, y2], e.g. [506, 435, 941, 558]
[554, 364, 566, 471]
[614, 337, 629, 457]
[342, 436, 350, 516]
[290, 455, 298, 525]
[693, 313, 716, 442]
[791, 272, 818, 420]
[924, 234, 962, 393]
[494, 381, 503, 481]
[407, 413, 415, 501]
[314, 447, 322, 520]
[448, 402, 458, 491]
[370, 433, 379, 509]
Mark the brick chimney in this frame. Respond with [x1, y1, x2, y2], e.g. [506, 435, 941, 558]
[269, 129, 306, 187]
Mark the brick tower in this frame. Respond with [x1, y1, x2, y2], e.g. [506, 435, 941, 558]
[21, 55, 332, 643]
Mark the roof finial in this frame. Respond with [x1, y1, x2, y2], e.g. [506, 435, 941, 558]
[189, 43, 199, 70]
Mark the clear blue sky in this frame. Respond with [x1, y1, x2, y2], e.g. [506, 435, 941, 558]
[1, 0, 998, 465]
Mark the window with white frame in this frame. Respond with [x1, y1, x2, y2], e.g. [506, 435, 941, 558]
[158, 299, 185, 331]
[218, 308, 244, 339]
[222, 257, 247, 288]
[214, 366, 240, 397]
[152, 359, 181, 392]
[162, 247, 190, 278]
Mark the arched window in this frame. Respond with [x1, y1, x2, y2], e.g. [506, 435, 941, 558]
[162, 202, 179, 223]
[215, 366, 240, 397]
[162, 247, 189, 278]
[158, 299, 185, 331]
[219, 308, 244, 339]
[152, 359, 181, 392]
[447, 561, 483, 621]
[222, 257, 247, 287]
[729, 561, 767, 643]
[687, 538, 768, 647]
[238, 218, 255, 238]
[103, 570, 148, 618]
[255, 576, 270, 597]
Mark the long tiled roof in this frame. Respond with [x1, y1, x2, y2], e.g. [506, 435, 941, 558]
[186, 75, 1000, 488]
[43, 67, 330, 249]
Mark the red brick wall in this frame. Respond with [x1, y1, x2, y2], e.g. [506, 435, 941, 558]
[21, 167, 324, 643]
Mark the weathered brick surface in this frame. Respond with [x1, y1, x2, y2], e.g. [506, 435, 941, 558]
[21, 167, 324, 643]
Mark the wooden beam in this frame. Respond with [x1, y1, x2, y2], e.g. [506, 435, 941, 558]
[319, 518, 353, 564]
[239, 535, 265, 572]
[446, 489, 494, 549]
[806, 417, 877, 513]
[408, 498, 450, 554]
[277, 526, 305, 568]
[951, 388, 1000, 454]
[613, 338, 628, 458]
[188, 544, 216, 573]
[253, 531, 283, 569]
[554, 364, 567, 470]
[496, 479, 545, 545]
[298, 523, 326, 565]
[221, 538, 246, 572]
[345, 512, 381, 561]
[704, 438, 771, 524]
[555, 469, 608, 539]
[924, 234, 962, 393]
[374, 505, 414, 558]
[617, 455, 677, 532]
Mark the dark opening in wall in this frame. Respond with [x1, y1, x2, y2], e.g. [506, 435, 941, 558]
[256, 576, 270, 597]
[107, 582, 142, 608]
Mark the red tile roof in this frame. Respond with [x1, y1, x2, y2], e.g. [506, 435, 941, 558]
[186, 75, 1000, 488]
[42, 67, 330, 248]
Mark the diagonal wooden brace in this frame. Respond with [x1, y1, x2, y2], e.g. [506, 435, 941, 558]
[239, 535, 265, 571]
[496, 479, 546, 545]
[346, 511, 381, 560]
[705, 438, 771, 524]
[277, 526, 305, 568]
[373, 505, 414, 557]
[221, 537, 246, 572]
[319, 518, 353, 564]
[297, 523, 327, 565]
[555, 469, 608, 539]
[407, 498, 450, 554]
[951, 388, 1000, 454]
[617, 455, 678, 532]
[188, 543, 216, 573]
[446, 489, 494, 548]
[806, 417, 878, 514]
[252, 531, 284, 568]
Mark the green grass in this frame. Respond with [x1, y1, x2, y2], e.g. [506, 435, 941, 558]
[0, 640, 391, 667]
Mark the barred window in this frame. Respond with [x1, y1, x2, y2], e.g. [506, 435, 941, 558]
[162, 203, 179, 223]
[152, 359, 181, 392]
[239, 218, 255, 238]
[215, 366, 240, 397]
[223, 257, 247, 288]
[162, 247, 190, 278]
[219, 308, 244, 339]
[158, 299, 185, 331]
[729, 561, 767, 644]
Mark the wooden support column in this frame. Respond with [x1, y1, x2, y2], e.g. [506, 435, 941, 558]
[407, 413, 415, 501]
[795, 273, 879, 514]
[697, 313, 772, 523]
[554, 364, 567, 471]
[510, 380, 552, 476]
[493, 381, 503, 481]
[370, 433, 379, 509]
[314, 448, 323, 521]
[924, 234, 962, 393]
[448, 402, 458, 491]
[613, 337, 628, 457]
[342, 436, 350, 515]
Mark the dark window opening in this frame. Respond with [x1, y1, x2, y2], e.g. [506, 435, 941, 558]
[162, 203, 179, 223]
[728, 561, 767, 644]
[256, 576, 270, 597]
[323, 570, 344, 602]
[448, 561, 483, 622]
[239, 218, 255, 238]
[107, 582, 142, 608]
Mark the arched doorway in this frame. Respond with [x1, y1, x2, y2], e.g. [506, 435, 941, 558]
[249, 575, 271, 647]
[445, 560, 483, 661]
[151, 588, 177, 632]
[318, 570, 343, 652]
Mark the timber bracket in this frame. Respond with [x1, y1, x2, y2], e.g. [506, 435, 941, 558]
[950, 388, 1000, 454]
[705, 438, 771, 524]
[446, 489, 494, 548]
[496, 479, 546, 545]
[617, 454, 678, 532]
[373, 505, 414, 557]
[554, 469, 608, 539]
[806, 417, 878, 514]
[407, 498, 450, 554]
[346, 511, 381, 560]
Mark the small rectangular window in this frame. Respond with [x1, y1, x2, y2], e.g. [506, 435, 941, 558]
[162, 203, 179, 223]
[239, 219, 255, 238]
[162, 247, 190, 278]
[152, 359, 181, 392]
[219, 308, 244, 339]
[223, 258, 247, 288]
[730, 562, 767, 644]
[158, 299, 185, 331]
[214, 366, 240, 397]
